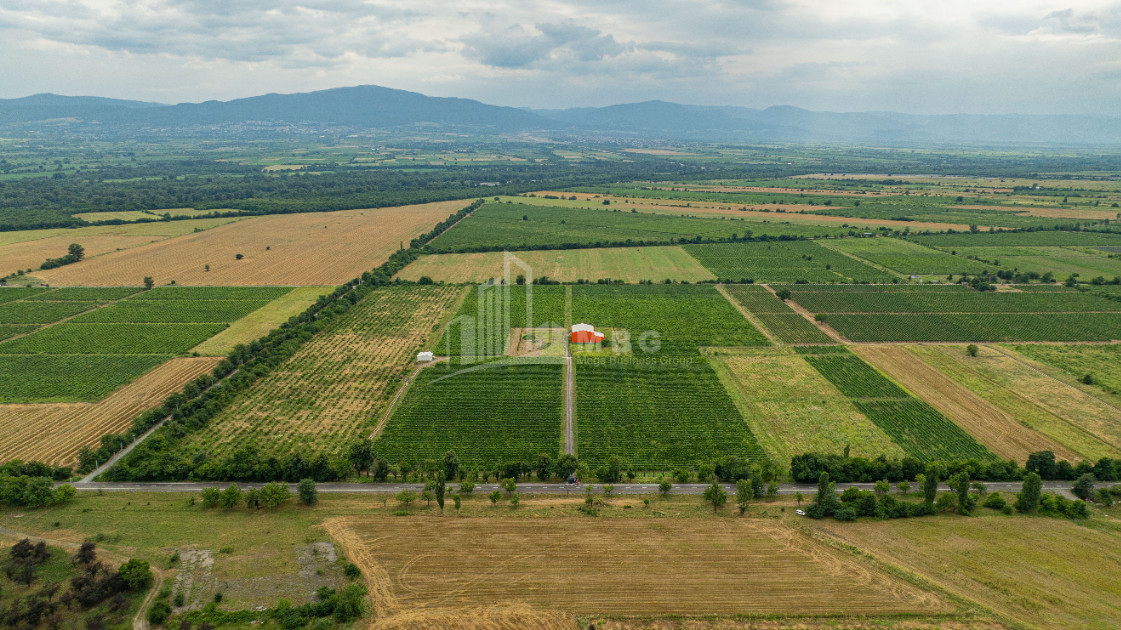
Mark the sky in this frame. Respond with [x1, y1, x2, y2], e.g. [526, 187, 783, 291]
[0, 0, 1119, 115]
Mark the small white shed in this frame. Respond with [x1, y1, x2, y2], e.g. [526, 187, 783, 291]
[416, 351, 435, 363]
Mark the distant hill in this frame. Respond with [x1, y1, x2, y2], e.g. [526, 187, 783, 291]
[2, 85, 1120, 146]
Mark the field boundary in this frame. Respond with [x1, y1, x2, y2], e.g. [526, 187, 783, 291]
[761, 284, 846, 343]
[816, 239, 908, 280]
[716, 284, 781, 345]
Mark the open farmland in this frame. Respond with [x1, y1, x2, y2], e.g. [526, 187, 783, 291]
[328, 516, 947, 620]
[175, 285, 464, 466]
[0, 217, 242, 278]
[907, 344, 1121, 461]
[1013, 344, 1121, 397]
[376, 361, 565, 468]
[795, 346, 995, 462]
[852, 344, 1079, 462]
[575, 358, 766, 469]
[708, 348, 905, 464]
[190, 286, 332, 355]
[439, 284, 568, 362]
[395, 245, 715, 284]
[722, 284, 835, 344]
[813, 513, 1121, 629]
[34, 200, 469, 286]
[824, 237, 990, 276]
[0, 356, 220, 466]
[571, 283, 769, 355]
[683, 240, 893, 283]
[428, 202, 851, 252]
[785, 284, 1121, 342]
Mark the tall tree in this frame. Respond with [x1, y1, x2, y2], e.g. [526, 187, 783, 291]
[704, 480, 727, 513]
[1015, 472, 1043, 513]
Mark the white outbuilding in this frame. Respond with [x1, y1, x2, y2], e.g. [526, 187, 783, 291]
[416, 351, 435, 363]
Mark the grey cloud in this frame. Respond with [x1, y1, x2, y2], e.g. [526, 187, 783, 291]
[462, 21, 629, 69]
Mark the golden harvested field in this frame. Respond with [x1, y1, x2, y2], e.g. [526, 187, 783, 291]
[710, 348, 905, 463]
[326, 516, 948, 624]
[908, 345, 1121, 461]
[0, 218, 242, 277]
[395, 246, 715, 284]
[649, 184, 901, 197]
[814, 512, 1121, 629]
[852, 345, 1077, 462]
[0, 356, 220, 466]
[190, 286, 332, 356]
[178, 285, 464, 460]
[35, 201, 469, 287]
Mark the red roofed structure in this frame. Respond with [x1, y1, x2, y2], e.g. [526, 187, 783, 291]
[571, 323, 605, 344]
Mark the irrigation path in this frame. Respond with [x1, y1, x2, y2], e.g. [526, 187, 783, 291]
[70, 480, 1088, 499]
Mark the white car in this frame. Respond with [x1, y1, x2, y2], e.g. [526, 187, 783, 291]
[795, 509, 806, 516]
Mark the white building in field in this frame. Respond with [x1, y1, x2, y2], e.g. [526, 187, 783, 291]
[416, 351, 435, 363]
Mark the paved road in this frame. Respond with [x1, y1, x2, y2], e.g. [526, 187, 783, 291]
[71, 480, 1089, 498]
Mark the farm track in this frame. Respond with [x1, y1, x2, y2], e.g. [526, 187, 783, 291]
[716, 284, 780, 345]
[814, 240, 907, 279]
[760, 284, 846, 343]
[369, 359, 447, 440]
[0, 288, 139, 343]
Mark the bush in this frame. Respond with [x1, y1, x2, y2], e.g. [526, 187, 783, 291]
[343, 562, 361, 579]
[148, 602, 171, 626]
[119, 558, 153, 591]
[298, 478, 318, 506]
[833, 505, 858, 521]
[201, 487, 221, 508]
[982, 493, 1006, 510]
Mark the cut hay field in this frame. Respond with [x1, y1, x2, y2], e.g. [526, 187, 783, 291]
[813, 512, 1121, 629]
[709, 348, 905, 464]
[1013, 344, 1121, 398]
[178, 285, 464, 463]
[35, 200, 469, 286]
[0, 217, 242, 277]
[907, 345, 1121, 461]
[852, 345, 1078, 462]
[327, 516, 948, 621]
[395, 245, 715, 284]
[0, 356, 220, 466]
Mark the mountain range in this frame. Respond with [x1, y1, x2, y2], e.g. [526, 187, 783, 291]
[2, 84, 1119, 146]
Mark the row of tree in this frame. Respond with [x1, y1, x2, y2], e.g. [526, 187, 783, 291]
[790, 450, 1119, 484]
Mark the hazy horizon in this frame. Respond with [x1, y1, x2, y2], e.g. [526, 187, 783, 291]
[1, 1, 1119, 116]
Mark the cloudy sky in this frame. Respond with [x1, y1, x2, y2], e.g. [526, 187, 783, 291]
[1, 0, 1119, 114]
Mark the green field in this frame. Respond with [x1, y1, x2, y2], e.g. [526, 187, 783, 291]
[571, 284, 769, 355]
[0, 300, 101, 323]
[575, 358, 767, 469]
[130, 286, 293, 301]
[429, 202, 851, 252]
[709, 348, 905, 464]
[1013, 345, 1121, 397]
[722, 285, 834, 344]
[0, 354, 169, 402]
[683, 241, 893, 283]
[912, 230, 1121, 248]
[794, 346, 995, 462]
[0, 287, 48, 303]
[823, 313, 1121, 342]
[72, 299, 279, 323]
[439, 284, 568, 361]
[0, 322, 227, 354]
[785, 285, 1120, 313]
[26, 287, 143, 301]
[825, 238, 990, 276]
[377, 361, 565, 468]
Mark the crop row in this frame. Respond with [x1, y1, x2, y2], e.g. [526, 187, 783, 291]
[0, 322, 226, 354]
[788, 287, 1121, 314]
[575, 359, 767, 469]
[0, 288, 48, 304]
[684, 241, 892, 283]
[181, 285, 465, 463]
[912, 230, 1121, 248]
[825, 313, 1121, 342]
[722, 285, 792, 313]
[571, 284, 769, 356]
[131, 286, 293, 301]
[376, 362, 565, 468]
[0, 300, 101, 324]
[829, 238, 992, 276]
[852, 399, 998, 462]
[0, 355, 168, 403]
[72, 299, 274, 323]
[440, 285, 567, 361]
[795, 346, 995, 462]
[26, 287, 143, 302]
[0, 324, 36, 342]
[755, 314, 835, 345]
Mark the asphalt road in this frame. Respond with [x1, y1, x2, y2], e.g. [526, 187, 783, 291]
[71, 480, 1087, 498]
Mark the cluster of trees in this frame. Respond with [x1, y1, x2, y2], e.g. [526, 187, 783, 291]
[0, 541, 151, 630]
[103, 203, 484, 482]
[38, 243, 84, 270]
[0, 467, 76, 509]
[790, 450, 1117, 484]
